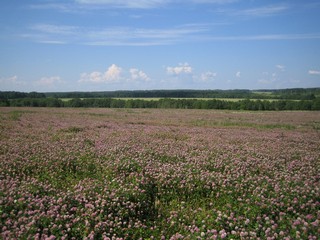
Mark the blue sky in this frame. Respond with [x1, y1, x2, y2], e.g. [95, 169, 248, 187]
[1, 0, 320, 92]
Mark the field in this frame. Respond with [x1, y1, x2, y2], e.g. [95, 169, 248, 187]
[0, 107, 319, 239]
[111, 98, 291, 102]
[60, 97, 285, 102]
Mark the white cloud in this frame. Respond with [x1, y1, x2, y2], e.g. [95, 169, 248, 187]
[215, 4, 289, 17]
[0, 75, 27, 90]
[0, 75, 18, 84]
[205, 33, 320, 41]
[81, 71, 103, 83]
[74, 0, 237, 9]
[31, 24, 78, 35]
[22, 24, 80, 45]
[104, 64, 122, 82]
[191, 0, 237, 3]
[29, 3, 77, 13]
[32, 76, 66, 91]
[86, 25, 207, 46]
[258, 72, 277, 85]
[129, 68, 150, 82]
[90, 71, 103, 82]
[80, 64, 122, 83]
[79, 73, 90, 83]
[199, 71, 217, 81]
[29, 0, 238, 15]
[236, 71, 241, 78]
[276, 65, 285, 71]
[80, 64, 152, 84]
[34, 76, 64, 87]
[238, 4, 289, 17]
[75, 0, 167, 9]
[25, 22, 320, 46]
[26, 23, 208, 46]
[308, 70, 320, 75]
[37, 40, 67, 45]
[167, 63, 193, 75]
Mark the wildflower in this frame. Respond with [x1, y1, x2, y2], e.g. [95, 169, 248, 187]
[293, 220, 301, 226]
[220, 232, 227, 239]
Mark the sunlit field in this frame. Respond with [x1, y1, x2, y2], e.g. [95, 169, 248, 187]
[0, 107, 319, 239]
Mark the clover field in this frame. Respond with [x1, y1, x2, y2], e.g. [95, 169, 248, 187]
[0, 107, 319, 239]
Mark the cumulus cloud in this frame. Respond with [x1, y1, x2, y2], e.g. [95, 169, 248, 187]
[0, 75, 18, 83]
[199, 71, 217, 81]
[236, 71, 241, 78]
[79, 64, 150, 84]
[129, 68, 150, 82]
[104, 64, 122, 82]
[80, 64, 122, 83]
[167, 63, 193, 75]
[258, 72, 277, 85]
[35, 76, 64, 86]
[88, 71, 103, 83]
[0, 75, 26, 89]
[276, 65, 285, 71]
[80, 72, 102, 83]
[308, 70, 320, 75]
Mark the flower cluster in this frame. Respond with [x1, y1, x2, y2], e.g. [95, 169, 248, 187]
[0, 108, 319, 239]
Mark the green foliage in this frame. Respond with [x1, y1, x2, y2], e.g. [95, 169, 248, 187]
[43, 88, 320, 100]
[2, 88, 320, 110]
[62, 126, 84, 133]
[8, 111, 22, 121]
[0, 91, 45, 99]
[7, 98, 63, 107]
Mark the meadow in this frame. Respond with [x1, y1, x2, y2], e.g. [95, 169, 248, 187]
[61, 98, 283, 102]
[0, 107, 319, 239]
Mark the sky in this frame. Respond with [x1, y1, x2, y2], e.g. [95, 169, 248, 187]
[1, 0, 320, 92]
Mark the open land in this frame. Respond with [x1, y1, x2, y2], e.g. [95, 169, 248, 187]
[0, 108, 319, 239]
[60, 98, 286, 102]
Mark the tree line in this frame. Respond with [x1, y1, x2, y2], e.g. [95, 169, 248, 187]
[1, 97, 320, 110]
[1, 89, 319, 100]
[0, 91, 46, 99]
[43, 88, 318, 100]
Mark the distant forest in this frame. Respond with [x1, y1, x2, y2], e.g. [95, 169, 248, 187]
[46, 88, 319, 100]
[1, 88, 320, 110]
